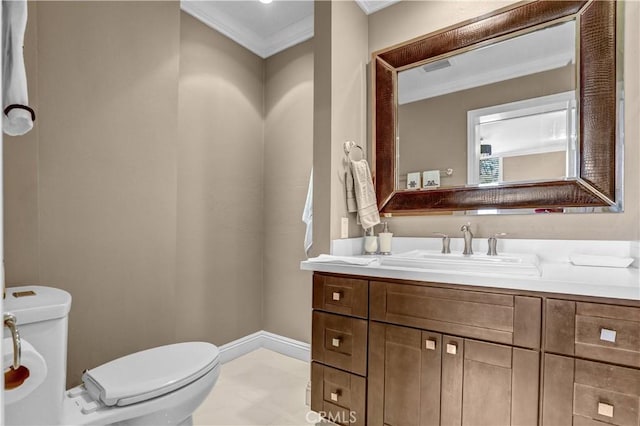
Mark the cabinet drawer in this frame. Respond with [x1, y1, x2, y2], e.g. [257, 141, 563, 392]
[546, 299, 640, 368]
[543, 354, 640, 426]
[370, 281, 541, 348]
[313, 274, 368, 318]
[312, 311, 368, 375]
[311, 362, 366, 426]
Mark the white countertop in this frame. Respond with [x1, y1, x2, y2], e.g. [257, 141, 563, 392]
[300, 238, 640, 301]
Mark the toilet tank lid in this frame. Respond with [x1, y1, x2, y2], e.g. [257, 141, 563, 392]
[3, 286, 72, 325]
[82, 342, 220, 407]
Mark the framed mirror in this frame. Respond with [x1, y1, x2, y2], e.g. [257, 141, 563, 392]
[372, 1, 623, 215]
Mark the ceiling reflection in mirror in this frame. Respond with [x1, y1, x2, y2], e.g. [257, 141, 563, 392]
[397, 20, 577, 191]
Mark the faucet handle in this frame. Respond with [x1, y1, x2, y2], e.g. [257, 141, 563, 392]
[487, 233, 506, 256]
[433, 233, 451, 254]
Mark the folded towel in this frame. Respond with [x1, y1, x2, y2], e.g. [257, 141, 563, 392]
[350, 159, 380, 230]
[302, 169, 313, 255]
[2, 0, 34, 136]
[306, 254, 380, 266]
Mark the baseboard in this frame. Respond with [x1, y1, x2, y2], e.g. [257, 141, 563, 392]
[218, 330, 310, 364]
[261, 331, 311, 362]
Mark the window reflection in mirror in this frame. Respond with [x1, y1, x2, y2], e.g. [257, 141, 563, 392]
[468, 91, 577, 186]
[396, 19, 576, 190]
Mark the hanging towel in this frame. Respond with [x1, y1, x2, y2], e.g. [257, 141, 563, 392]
[343, 141, 358, 213]
[302, 169, 313, 255]
[2, 0, 35, 136]
[350, 159, 380, 230]
[345, 168, 357, 213]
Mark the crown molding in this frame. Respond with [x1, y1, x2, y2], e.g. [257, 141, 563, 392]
[355, 0, 401, 15]
[180, 1, 313, 59]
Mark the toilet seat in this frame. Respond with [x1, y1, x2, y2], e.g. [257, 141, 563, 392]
[82, 342, 220, 407]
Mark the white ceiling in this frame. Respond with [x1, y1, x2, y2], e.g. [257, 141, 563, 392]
[398, 20, 576, 105]
[180, 0, 400, 59]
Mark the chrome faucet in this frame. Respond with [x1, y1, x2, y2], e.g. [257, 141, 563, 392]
[461, 223, 473, 255]
[433, 233, 451, 254]
[487, 233, 507, 256]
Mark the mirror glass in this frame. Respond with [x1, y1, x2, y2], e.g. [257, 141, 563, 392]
[397, 20, 577, 191]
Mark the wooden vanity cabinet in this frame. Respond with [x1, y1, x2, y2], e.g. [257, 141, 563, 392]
[310, 273, 640, 426]
[311, 275, 368, 425]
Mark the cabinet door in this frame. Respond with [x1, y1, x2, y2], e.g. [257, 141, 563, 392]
[368, 324, 539, 426]
[368, 322, 442, 426]
[460, 339, 539, 426]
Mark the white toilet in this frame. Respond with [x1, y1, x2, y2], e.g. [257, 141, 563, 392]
[3, 286, 220, 426]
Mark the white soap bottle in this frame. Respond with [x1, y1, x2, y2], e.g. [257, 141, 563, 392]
[378, 222, 393, 255]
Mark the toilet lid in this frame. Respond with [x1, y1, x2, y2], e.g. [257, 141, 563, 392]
[82, 342, 220, 407]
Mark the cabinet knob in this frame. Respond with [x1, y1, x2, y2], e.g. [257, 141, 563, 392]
[332, 291, 342, 301]
[425, 339, 437, 350]
[446, 343, 457, 355]
[598, 402, 614, 418]
[332, 337, 342, 348]
[330, 390, 341, 402]
[600, 328, 617, 343]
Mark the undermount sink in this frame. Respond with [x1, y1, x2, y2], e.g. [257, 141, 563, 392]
[380, 249, 541, 276]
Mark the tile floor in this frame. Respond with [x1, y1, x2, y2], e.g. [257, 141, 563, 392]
[194, 348, 318, 426]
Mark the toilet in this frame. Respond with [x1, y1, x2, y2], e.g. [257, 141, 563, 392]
[3, 286, 220, 426]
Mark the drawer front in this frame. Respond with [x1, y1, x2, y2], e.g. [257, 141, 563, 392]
[311, 362, 366, 426]
[313, 274, 368, 318]
[543, 354, 640, 426]
[545, 299, 640, 368]
[312, 311, 368, 375]
[370, 281, 541, 348]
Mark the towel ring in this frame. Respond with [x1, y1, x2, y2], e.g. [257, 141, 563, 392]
[344, 140, 365, 161]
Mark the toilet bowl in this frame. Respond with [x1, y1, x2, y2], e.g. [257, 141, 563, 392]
[3, 286, 220, 426]
[63, 342, 220, 426]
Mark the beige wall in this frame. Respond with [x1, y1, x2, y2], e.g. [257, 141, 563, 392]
[398, 66, 574, 186]
[4, 3, 307, 386]
[263, 40, 314, 342]
[503, 151, 566, 183]
[312, 0, 333, 255]
[368, 1, 640, 240]
[313, 0, 369, 247]
[4, 2, 39, 285]
[34, 1, 181, 385]
[176, 13, 264, 344]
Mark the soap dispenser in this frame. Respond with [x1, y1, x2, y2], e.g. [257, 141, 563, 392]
[378, 222, 393, 255]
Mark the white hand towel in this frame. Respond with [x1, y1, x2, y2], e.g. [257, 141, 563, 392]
[306, 254, 380, 266]
[302, 169, 313, 255]
[350, 159, 380, 230]
[3, 0, 35, 136]
[345, 169, 357, 213]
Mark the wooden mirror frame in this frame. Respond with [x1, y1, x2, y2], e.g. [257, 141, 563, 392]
[373, 0, 619, 214]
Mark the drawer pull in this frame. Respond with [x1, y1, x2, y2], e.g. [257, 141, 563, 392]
[600, 328, 617, 343]
[330, 390, 341, 402]
[425, 339, 437, 351]
[598, 402, 614, 418]
[331, 337, 342, 348]
[446, 343, 457, 355]
[332, 291, 342, 301]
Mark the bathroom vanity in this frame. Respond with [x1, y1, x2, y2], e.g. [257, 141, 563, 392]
[306, 268, 639, 426]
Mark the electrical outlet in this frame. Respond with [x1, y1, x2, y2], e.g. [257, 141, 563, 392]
[341, 217, 349, 238]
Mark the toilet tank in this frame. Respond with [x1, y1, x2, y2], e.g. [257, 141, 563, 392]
[3, 286, 72, 425]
